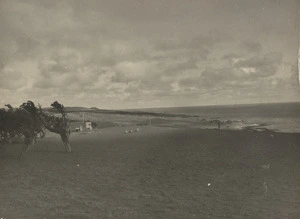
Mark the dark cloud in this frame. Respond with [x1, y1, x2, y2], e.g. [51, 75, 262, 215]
[34, 48, 101, 89]
[240, 41, 262, 53]
[177, 52, 284, 95]
[234, 52, 282, 77]
[164, 59, 199, 75]
[222, 53, 239, 61]
[155, 33, 229, 60]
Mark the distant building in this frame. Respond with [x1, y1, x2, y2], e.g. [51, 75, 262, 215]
[75, 125, 83, 132]
[86, 121, 93, 131]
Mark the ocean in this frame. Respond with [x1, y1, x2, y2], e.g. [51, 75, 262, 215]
[136, 102, 300, 133]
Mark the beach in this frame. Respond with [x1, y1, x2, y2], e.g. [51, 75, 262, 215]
[1, 125, 299, 218]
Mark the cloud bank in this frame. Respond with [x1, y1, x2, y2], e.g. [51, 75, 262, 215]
[0, 0, 299, 108]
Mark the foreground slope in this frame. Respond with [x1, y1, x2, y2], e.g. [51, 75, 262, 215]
[0, 127, 299, 218]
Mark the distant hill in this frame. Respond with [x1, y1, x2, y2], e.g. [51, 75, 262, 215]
[46, 106, 199, 118]
[90, 107, 99, 110]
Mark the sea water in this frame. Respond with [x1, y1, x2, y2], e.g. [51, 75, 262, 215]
[137, 102, 300, 133]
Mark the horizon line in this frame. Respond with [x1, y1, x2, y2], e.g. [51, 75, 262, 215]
[62, 100, 300, 111]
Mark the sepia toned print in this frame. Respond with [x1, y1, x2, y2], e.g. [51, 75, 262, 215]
[0, 0, 299, 218]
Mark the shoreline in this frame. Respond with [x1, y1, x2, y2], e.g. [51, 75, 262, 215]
[62, 106, 300, 134]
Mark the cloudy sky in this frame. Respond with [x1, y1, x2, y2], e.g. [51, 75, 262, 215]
[0, 0, 299, 109]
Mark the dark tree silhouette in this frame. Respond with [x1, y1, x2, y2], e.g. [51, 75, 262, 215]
[0, 100, 72, 158]
[39, 101, 71, 153]
[0, 104, 37, 158]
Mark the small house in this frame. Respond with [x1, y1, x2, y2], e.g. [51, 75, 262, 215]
[75, 125, 83, 132]
[86, 121, 93, 131]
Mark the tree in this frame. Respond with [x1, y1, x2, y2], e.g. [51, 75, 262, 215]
[0, 100, 72, 158]
[0, 103, 37, 158]
[39, 101, 71, 153]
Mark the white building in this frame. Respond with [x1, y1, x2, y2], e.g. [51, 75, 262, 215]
[86, 121, 93, 131]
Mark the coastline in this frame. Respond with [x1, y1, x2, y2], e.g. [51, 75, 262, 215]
[62, 103, 300, 134]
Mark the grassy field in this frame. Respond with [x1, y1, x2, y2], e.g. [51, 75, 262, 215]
[0, 125, 300, 218]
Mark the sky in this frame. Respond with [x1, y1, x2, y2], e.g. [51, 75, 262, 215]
[0, 0, 299, 109]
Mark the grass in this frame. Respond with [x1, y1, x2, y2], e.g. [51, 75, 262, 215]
[0, 127, 299, 218]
